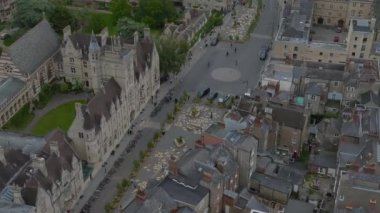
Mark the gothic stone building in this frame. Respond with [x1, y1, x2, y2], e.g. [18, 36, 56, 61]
[64, 27, 160, 168]
[0, 20, 61, 127]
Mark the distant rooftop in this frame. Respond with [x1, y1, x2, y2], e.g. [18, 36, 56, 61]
[0, 132, 45, 155]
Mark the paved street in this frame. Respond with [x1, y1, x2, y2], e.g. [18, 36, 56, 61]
[74, 1, 279, 212]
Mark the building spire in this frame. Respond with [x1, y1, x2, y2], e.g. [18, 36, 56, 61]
[89, 31, 100, 50]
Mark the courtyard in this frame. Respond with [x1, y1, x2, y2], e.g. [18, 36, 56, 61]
[31, 99, 86, 136]
[311, 25, 347, 44]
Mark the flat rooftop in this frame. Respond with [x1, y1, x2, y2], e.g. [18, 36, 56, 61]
[311, 25, 347, 44]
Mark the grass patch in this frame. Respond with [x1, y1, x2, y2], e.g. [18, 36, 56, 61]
[2, 104, 34, 131]
[3, 28, 28, 46]
[73, 10, 116, 35]
[31, 99, 85, 136]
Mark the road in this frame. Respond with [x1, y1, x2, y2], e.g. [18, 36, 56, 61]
[75, 0, 279, 212]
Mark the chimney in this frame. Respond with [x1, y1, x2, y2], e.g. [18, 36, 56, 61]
[134, 31, 139, 45]
[31, 154, 47, 177]
[168, 155, 178, 176]
[13, 184, 24, 204]
[0, 146, 6, 164]
[143, 28, 151, 39]
[49, 141, 60, 157]
[63, 25, 71, 42]
[195, 139, 204, 149]
[135, 188, 147, 202]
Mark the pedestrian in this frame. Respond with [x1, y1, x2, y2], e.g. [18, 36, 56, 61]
[210, 112, 213, 119]
[234, 47, 237, 53]
[226, 51, 229, 56]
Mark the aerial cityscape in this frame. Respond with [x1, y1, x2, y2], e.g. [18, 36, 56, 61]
[0, 0, 379, 212]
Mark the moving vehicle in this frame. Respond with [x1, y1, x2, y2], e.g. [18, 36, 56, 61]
[259, 45, 269, 60]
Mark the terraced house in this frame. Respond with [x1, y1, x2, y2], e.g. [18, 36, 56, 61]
[0, 20, 61, 127]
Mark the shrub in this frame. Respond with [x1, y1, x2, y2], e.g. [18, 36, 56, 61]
[133, 160, 140, 170]
[153, 131, 161, 141]
[121, 178, 130, 188]
[147, 140, 155, 150]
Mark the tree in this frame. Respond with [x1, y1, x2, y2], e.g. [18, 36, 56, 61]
[13, 0, 54, 28]
[134, 0, 177, 29]
[156, 37, 189, 75]
[48, 5, 78, 34]
[110, 0, 131, 24]
[116, 17, 145, 41]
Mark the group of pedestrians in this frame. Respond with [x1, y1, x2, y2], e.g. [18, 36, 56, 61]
[226, 43, 239, 66]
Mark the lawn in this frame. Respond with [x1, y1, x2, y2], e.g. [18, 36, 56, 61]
[73, 9, 117, 35]
[31, 99, 86, 136]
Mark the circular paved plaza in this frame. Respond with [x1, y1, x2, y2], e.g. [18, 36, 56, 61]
[211, 67, 241, 82]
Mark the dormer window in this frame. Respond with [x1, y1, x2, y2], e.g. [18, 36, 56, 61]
[339, 195, 344, 201]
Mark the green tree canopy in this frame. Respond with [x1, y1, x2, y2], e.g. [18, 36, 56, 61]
[156, 37, 188, 75]
[134, 0, 177, 29]
[13, 0, 54, 28]
[110, 0, 131, 24]
[47, 5, 78, 34]
[116, 17, 145, 40]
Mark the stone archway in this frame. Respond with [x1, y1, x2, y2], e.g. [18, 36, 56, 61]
[337, 19, 344, 27]
[317, 17, 324, 24]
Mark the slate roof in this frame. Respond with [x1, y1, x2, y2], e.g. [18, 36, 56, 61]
[305, 82, 324, 96]
[271, 105, 306, 129]
[0, 132, 46, 155]
[5, 20, 60, 74]
[360, 90, 379, 106]
[135, 37, 154, 80]
[0, 149, 30, 191]
[285, 199, 315, 213]
[246, 195, 268, 212]
[81, 78, 122, 132]
[309, 151, 337, 169]
[159, 177, 209, 206]
[251, 172, 292, 194]
[0, 78, 25, 109]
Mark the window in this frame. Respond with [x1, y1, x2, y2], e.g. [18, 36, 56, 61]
[339, 195, 344, 201]
[70, 58, 74, 63]
[83, 61, 87, 68]
[293, 53, 297, 59]
[311, 95, 316, 100]
[354, 37, 358, 41]
[352, 52, 356, 56]
[361, 45, 366, 51]
[334, 81, 339, 86]
[284, 45, 287, 49]
[71, 67, 76, 73]
[330, 53, 333, 57]
[359, 53, 364, 58]
[353, 44, 357, 49]
[363, 38, 367, 42]
[319, 52, 323, 56]
[79, 132, 84, 138]
[318, 59, 322, 62]
[352, 2, 356, 6]
[84, 72, 88, 77]
[294, 46, 298, 51]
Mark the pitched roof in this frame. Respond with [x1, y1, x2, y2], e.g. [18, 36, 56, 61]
[360, 90, 379, 106]
[134, 37, 154, 80]
[285, 199, 315, 213]
[271, 105, 306, 129]
[81, 78, 122, 132]
[5, 20, 60, 74]
[0, 77, 26, 109]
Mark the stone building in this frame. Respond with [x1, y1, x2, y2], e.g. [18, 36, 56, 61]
[65, 27, 160, 168]
[0, 20, 61, 127]
[0, 0, 16, 22]
[0, 130, 84, 213]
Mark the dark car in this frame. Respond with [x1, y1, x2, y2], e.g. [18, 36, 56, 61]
[208, 92, 218, 101]
[197, 87, 210, 98]
[259, 45, 268, 60]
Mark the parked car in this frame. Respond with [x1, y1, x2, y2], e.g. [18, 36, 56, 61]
[208, 92, 218, 101]
[218, 94, 231, 103]
[0, 33, 9, 40]
[334, 36, 339, 42]
[259, 45, 268, 60]
[197, 87, 210, 98]
[210, 37, 218, 46]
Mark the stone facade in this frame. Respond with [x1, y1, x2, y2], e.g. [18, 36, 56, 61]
[65, 27, 160, 168]
[0, 0, 16, 22]
[0, 20, 61, 127]
[0, 130, 84, 213]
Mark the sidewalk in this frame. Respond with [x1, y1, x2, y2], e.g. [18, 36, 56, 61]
[72, 39, 207, 213]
